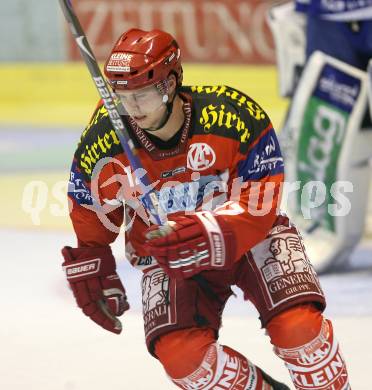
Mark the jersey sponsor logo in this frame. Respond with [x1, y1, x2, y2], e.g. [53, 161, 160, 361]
[250, 224, 324, 308]
[84, 106, 109, 135]
[191, 85, 266, 121]
[142, 268, 177, 336]
[142, 269, 168, 314]
[68, 162, 93, 205]
[128, 120, 156, 152]
[79, 129, 121, 175]
[248, 135, 284, 176]
[64, 258, 101, 279]
[261, 235, 312, 281]
[160, 166, 186, 178]
[138, 173, 228, 226]
[140, 174, 227, 215]
[187, 143, 216, 171]
[237, 130, 284, 181]
[249, 155, 283, 174]
[200, 104, 251, 143]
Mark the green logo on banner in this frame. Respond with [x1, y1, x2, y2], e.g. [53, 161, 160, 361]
[296, 97, 348, 232]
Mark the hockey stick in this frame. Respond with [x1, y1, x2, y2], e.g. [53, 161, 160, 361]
[59, 0, 162, 225]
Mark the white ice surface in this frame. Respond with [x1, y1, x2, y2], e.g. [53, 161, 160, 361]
[1, 229, 371, 390]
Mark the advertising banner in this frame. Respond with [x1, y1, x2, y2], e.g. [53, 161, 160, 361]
[66, 0, 275, 63]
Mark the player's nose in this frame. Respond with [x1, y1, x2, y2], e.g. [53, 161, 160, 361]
[120, 94, 140, 114]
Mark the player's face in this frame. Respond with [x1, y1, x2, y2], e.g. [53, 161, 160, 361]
[115, 85, 167, 129]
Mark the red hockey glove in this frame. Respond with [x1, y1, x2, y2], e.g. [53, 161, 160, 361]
[144, 211, 237, 279]
[61, 246, 129, 334]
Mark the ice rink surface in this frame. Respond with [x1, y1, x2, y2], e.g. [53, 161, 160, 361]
[1, 228, 372, 390]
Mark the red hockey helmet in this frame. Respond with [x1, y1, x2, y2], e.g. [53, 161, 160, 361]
[104, 28, 183, 91]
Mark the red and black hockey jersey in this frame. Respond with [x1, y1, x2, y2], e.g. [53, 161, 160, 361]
[68, 85, 284, 270]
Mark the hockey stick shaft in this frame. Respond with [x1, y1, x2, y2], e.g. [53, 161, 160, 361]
[59, 0, 162, 224]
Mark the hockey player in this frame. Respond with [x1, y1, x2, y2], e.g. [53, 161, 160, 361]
[268, 0, 372, 272]
[296, 0, 372, 70]
[268, 0, 372, 97]
[62, 29, 351, 389]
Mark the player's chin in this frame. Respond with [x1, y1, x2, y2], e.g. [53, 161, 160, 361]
[138, 118, 163, 132]
[132, 115, 148, 124]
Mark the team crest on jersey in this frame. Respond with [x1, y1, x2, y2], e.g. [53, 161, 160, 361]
[187, 143, 216, 171]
